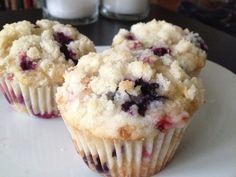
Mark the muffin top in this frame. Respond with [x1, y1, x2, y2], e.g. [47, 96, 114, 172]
[0, 20, 95, 87]
[56, 48, 204, 140]
[112, 20, 207, 76]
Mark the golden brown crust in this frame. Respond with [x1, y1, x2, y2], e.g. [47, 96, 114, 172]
[118, 125, 134, 139]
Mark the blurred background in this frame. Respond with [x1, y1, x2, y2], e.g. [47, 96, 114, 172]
[152, 0, 236, 37]
[0, 0, 235, 37]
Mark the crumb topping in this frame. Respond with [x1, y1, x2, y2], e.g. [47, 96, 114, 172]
[0, 19, 96, 86]
[56, 48, 204, 140]
[112, 20, 207, 76]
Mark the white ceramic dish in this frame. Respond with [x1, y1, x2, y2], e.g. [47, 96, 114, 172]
[0, 46, 236, 177]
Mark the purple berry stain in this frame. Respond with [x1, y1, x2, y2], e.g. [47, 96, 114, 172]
[53, 32, 73, 45]
[19, 53, 37, 71]
[53, 32, 78, 65]
[17, 94, 24, 104]
[200, 42, 208, 52]
[112, 145, 125, 158]
[192, 35, 208, 52]
[155, 115, 173, 132]
[32, 112, 58, 119]
[83, 154, 109, 174]
[121, 101, 135, 112]
[82, 155, 89, 165]
[121, 78, 167, 116]
[60, 45, 78, 65]
[125, 33, 136, 40]
[112, 149, 117, 157]
[151, 47, 170, 57]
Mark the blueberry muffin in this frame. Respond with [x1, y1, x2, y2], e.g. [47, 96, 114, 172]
[0, 20, 95, 118]
[56, 48, 204, 176]
[112, 19, 208, 76]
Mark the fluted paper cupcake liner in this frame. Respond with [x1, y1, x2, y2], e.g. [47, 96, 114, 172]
[66, 124, 187, 177]
[0, 77, 59, 118]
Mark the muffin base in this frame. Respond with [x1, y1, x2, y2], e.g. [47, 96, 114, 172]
[0, 77, 59, 118]
[66, 124, 187, 177]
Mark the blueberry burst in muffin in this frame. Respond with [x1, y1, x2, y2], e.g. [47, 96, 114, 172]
[0, 20, 95, 118]
[56, 48, 204, 176]
[112, 19, 208, 76]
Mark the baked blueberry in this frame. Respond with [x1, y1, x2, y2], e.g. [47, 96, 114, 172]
[151, 47, 170, 57]
[19, 53, 37, 71]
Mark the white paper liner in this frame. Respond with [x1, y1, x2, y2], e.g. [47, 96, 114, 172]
[66, 125, 187, 177]
[0, 77, 59, 118]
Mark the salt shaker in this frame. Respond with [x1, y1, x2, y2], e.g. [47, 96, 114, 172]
[100, 0, 149, 21]
[42, 0, 99, 25]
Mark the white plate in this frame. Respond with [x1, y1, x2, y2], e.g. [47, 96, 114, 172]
[0, 46, 236, 177]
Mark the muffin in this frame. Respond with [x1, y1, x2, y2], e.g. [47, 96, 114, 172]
[112, 19, 208, 76]
[56, 48, 204, 177]
[0, 20, 95, 118]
